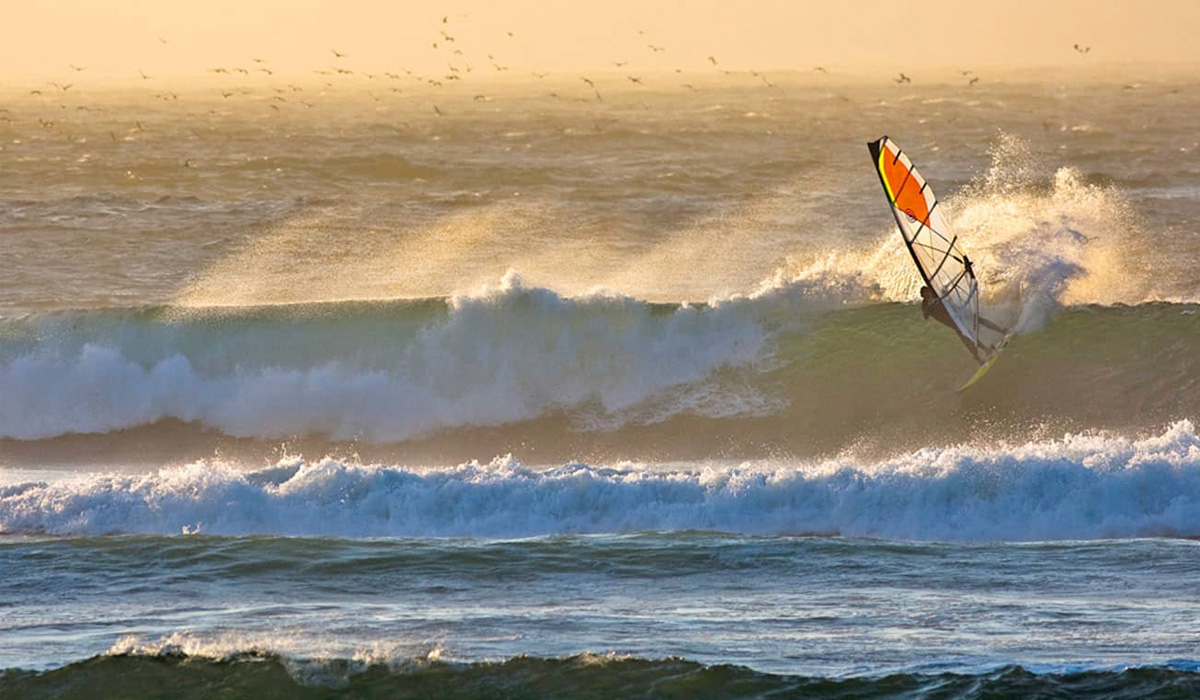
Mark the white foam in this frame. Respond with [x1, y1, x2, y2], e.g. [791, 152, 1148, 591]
[0, 272, 771, 441]
[5, 421, 1200, 542]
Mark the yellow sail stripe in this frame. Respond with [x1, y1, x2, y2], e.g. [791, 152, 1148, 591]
[876, 141, 896, 203]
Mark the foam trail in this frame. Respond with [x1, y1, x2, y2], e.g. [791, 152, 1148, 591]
[4, 422, 1199, 541]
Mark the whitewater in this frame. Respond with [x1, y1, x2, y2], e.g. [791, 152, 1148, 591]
[4, 421, 1200, 540]
[3, 76, 1200, 698]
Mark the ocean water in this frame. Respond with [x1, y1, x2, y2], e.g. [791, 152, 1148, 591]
[3, 73, 1200, 698]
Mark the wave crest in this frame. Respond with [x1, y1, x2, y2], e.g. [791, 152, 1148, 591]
[0, 273, 771, 441]
[4, 421, 1200, 541]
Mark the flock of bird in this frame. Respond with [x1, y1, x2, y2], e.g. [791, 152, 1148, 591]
[4, 15, 1100, 138]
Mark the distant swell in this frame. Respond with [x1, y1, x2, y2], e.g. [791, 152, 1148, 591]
[3, 422, 1200, 541]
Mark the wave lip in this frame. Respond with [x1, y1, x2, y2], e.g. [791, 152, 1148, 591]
[4, 421, 1200, 541]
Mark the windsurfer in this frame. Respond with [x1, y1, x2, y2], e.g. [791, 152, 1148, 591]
[920, 285, 984, 362]
[920, 285, 1006, 362]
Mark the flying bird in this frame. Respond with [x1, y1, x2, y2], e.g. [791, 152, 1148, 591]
[331, 49, 347, 58]
[580, 78, 601, 101]
[813, 66, 828, 74]
[69, 64, 87, 72]
[138, 69, 152, 80]
[751, 71, 775, 87]
[894, 73, 911, 84]
[1073, 44, 1091, 54]
[627, 76, 643, 85]
[433, 105, 443, 116]
[968, 76, 980, 86]
[708, 56, 718, 65]
[613, 61, 628, 67]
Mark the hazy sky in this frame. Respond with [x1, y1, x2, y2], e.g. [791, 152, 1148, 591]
[4, 0, 1199, 82]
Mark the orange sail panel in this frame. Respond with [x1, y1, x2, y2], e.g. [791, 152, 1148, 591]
[878, 151, 931, 226]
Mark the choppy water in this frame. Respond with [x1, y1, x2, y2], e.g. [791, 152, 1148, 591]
[3, 75, 1200, 697]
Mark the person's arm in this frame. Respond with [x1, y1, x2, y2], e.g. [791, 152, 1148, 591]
[978, 316, 1007, 333]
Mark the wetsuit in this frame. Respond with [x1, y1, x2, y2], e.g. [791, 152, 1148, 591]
[920, 285, 985, 362]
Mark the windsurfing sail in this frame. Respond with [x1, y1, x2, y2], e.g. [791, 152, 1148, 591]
[868, 136, 1006, 362]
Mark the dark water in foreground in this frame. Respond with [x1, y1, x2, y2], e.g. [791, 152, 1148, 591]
[8, 655, 1200, 700]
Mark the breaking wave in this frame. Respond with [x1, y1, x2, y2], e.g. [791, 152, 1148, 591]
[1, 138, 1195, 447]
[4, 421, 1200, 541]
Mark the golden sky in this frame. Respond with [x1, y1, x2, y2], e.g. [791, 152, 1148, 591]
[4, 0, 1199, 82]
